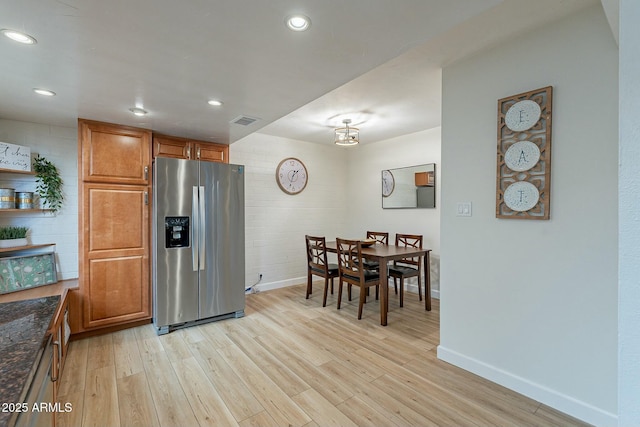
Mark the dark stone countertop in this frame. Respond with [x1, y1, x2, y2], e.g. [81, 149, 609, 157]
[0, 296, 59, 427]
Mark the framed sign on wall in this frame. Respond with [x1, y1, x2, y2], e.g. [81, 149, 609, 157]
[496, 86, 552, 220]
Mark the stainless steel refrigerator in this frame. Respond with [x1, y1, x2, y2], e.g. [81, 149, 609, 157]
[153, 157, 245, 335]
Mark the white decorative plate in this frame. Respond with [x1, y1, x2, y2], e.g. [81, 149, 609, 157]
[504, 141, 541, 172]
[503, 181, 540, 212]
[505, 100, 541, 132]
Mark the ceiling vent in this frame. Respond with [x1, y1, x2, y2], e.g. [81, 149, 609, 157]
[230, 115, 260, 126]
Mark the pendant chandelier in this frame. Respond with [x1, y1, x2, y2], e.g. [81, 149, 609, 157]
[334, 119, 359, 146]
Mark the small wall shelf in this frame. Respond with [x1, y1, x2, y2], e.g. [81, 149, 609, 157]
[0, 209, 51, 213]
[0, 243, 56, 254]
[0, 168, 35, 175]
[0, 167, 48, 212]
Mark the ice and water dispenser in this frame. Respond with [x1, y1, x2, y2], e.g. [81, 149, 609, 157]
[165, 216, 189, 248]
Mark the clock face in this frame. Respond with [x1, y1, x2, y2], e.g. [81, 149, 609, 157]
[276, 158, 308, 195]
[381, 170, 395, 197]
[503, 181, 540, 212]
[504, 141, 541, 172]
[505, 100, 541, 132]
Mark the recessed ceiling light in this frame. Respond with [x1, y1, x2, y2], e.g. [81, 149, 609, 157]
[207, 100, 223, 106]
[33, 88, 56, 97]
[1, 29, 37, 45]
[286, 15, 311, 31]
[129, 107, 148, 116]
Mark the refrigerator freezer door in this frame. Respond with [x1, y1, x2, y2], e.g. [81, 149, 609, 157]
[153, 157, 200, 329]
[199, 162, 245, 319]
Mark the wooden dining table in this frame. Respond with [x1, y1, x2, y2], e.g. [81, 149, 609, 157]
[325, 241, 432, 326]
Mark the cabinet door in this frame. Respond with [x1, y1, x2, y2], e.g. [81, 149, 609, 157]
[52, 327, 61, 396]
[79, 119, 151, 184]
[194, 142, 228, 163]
[55, 293, 70, 372]
[81, 183, 151, 329]
[153, 135, 191, 159]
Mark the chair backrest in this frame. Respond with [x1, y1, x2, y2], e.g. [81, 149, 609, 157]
[394, 233, 423, 267]
[305, 235, 329, 273]
[366, 231, 389, 245]
[336, 237, 365, 282]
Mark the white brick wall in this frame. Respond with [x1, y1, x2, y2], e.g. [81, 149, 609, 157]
[230, 133, 349, 291]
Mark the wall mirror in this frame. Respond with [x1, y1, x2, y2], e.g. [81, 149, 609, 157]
[382, 163, 436, 209]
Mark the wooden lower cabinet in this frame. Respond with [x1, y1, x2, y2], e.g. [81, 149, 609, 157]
[80, 183, 151, 330]
[84, 255, 148, 328]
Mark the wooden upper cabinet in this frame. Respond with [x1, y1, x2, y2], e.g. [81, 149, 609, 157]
[153, 134, 228, 163]
[79, 119, 152, 184]
[195, 142, 227, 163]
[153, 135, 191, 159]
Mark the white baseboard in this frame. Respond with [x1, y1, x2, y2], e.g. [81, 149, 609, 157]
[249, 276, 306, 294]
[436, 346, 617, 427]
[405, 282, 440, 300]
[251, 278, 441, 300]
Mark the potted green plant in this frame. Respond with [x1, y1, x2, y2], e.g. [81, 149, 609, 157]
[0, 226, 29, 248]
[33, 155, 63, 213]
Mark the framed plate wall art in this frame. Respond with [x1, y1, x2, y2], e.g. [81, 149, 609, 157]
[496, 86, 552, 220]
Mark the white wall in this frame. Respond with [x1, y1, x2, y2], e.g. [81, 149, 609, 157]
[345, 127, 442, 292]
[618, 0, 640, 424]
[438, 5, 618, 426]
[230, 133, 349, 291]
[0, 119, 79, 280]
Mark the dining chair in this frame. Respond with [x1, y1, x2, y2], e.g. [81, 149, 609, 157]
[388, 233, 423, 307]
[363, 231, 388, 268]
[364, 231, 389, 299]
[336, 237, 380, 319]
[366, 231, 389, 245]
[305, 235, 339, 307]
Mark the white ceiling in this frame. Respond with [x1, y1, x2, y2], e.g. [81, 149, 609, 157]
[0, 0, 601, 146]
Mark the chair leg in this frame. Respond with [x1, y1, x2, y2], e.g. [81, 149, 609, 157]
[322, 277, 329, 307]
[330, 278, 334, 294]
[306, 272, 312, 299]
[337, 280, 343, 309]
[375, 285, 379, 300]
[399, 279, 404, 307]
[418, 274, 423, 301]
[358, 286, 366, 319]
[348, 284, 352, 301]
[393, 277, 398, 294]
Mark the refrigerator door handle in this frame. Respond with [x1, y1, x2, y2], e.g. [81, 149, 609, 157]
[199, 185, 206, 271]
[192, 186, 199, 271]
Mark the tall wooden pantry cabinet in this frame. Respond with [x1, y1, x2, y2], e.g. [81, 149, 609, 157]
[76, 119, 152, 333]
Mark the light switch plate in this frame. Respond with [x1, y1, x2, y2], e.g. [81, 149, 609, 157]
[457, 202, 472, 217]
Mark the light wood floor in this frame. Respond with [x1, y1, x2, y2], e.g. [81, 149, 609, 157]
[56, 283, 591, 427]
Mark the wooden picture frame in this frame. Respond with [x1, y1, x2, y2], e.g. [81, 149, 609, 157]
[496, 86, 552, 220]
